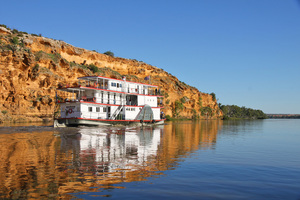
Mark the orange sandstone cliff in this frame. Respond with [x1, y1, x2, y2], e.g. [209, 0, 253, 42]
[0, 26, 222, 123]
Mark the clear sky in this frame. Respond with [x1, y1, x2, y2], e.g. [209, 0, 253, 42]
[1, 0, 300, 114]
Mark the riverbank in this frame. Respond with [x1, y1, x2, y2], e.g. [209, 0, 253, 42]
[0, 112, 52, 124]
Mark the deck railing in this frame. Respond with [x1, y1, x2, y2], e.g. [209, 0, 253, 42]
[57, 97, 164, 107]
[58, 82, 163, 96]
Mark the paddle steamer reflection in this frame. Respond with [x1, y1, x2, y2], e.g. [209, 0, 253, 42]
[60, 126, 163, 175]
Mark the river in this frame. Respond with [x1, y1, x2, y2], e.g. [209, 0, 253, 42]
[0, 119, 299, 199]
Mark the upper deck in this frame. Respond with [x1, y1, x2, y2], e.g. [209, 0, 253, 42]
[58, 76, 162, 97]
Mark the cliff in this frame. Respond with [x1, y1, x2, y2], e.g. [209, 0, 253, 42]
[0, 25, 222, 123]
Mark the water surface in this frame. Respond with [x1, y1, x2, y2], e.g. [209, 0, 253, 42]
[0, 119, 299, 199]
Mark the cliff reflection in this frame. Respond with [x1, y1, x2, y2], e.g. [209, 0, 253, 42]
[0, 120, 221, 199]
[0, 130, 61, 199]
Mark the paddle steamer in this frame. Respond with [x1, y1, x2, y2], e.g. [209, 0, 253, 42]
[54, 76, 165, 127]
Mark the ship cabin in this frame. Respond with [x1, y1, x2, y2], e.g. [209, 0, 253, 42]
[56, 76, 163, 123]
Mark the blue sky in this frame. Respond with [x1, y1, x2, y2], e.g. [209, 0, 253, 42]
[1, 0, 300, 114]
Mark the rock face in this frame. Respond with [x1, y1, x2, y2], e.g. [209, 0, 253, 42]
[0, 26, 222, 122]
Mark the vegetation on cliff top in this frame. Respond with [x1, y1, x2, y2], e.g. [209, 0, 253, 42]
[103, 51, 114, 57]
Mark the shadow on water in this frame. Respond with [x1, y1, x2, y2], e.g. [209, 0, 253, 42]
[0, 120, 222, 199]
[0, 121, 53, 128]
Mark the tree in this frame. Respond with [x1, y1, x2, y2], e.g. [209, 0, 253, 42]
[220, 104, 267, 119]
[200, 106, 212, 119]
[103, 51, 114, 57]
[191, 109, 199, 119]
[173, 100, 184, 118]
[11, 37, 19, 45]
[210, 92, 216, 101]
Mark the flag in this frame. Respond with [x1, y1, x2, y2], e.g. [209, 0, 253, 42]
[144, 76, 150, 80]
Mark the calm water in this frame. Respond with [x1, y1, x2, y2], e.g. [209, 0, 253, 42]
[0, 119, 299, 199]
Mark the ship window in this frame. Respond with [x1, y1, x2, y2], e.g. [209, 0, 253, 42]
[117, 83, 119, 88]
[131, 108, 135, 111]
[120, 84, 122, 88]
[103, 107, 107, 112]
[96, 107, 100, 112]
[88, 107, 92, 112]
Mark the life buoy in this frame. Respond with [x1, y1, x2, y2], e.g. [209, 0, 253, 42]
[68, 108, 73, 114]
[93, 97, 96, 102]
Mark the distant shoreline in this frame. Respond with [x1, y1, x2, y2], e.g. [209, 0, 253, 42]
[267, 114, 300, 119]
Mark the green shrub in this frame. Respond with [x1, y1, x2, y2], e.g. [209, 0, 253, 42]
[69, 61, 77, 68]
[88, 64, 100, 73]
[48, 53, 61, 63]
[210, 92, 216, 101]
[165, 115, 172, 121]
[11, 37, 19, 45]
[175, 100, 184, 110]
[1, 110, 8, 115]
[180, 96, 188, 103]
[103, 51, 114, 57]
[200, 106, 212, 117]
[198, 96, 202, 107]
[35, 51, 61, 63]
[12, 29, 19, 34]
[0, 24, 8, 29]
[192, 109, 199, 119]
[35, 51, 46, 61]
[222, 115, 230, 120]
[78, 64, 88, 70]
[30, 64, 40, 79]
[173, 100, 184, 117]
[111, 70, 122, 79]
[164, 92, 169, 98]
